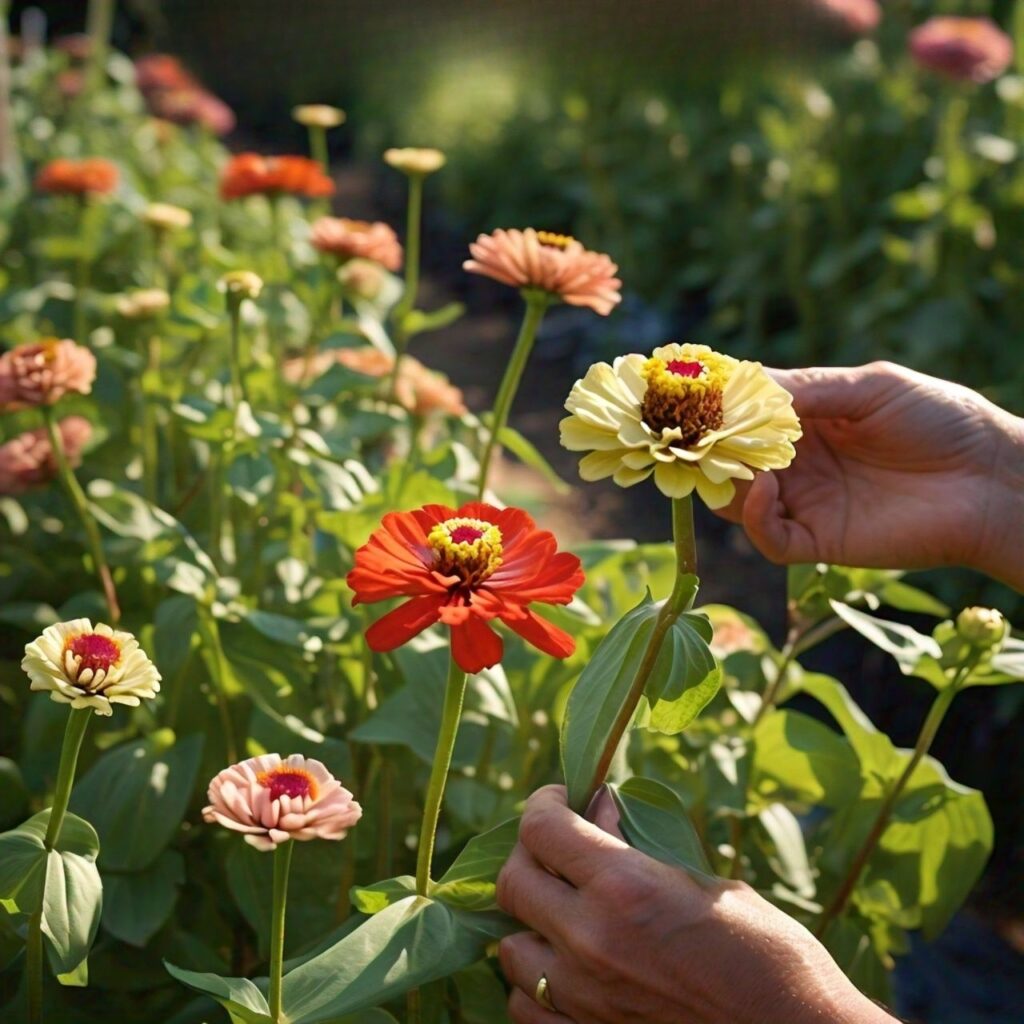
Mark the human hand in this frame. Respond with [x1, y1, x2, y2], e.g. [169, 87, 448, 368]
[717, 362, 1024, 590]
[496, 786, 896, 1024]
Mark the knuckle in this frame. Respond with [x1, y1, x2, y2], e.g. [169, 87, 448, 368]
[497, 934, 521, 981]
[518, 807, 552, 852]
[495, 862, 518, 918]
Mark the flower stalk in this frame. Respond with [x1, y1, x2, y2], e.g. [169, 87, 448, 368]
[388, 173, 425, 402]
[415, 652, 469, 896]
[43, 407, 119, 623]
[476, 292, 550, 499]
[84, 0, 115, 99]
[268, 840, 294, 1024]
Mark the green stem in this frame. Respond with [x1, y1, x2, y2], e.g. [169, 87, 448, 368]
[573, 496, 698, 813]
[309, 124, 329, 172]
[415, 651, 469, 896]
[141, 332, 161, 505]
[84, 0, 115, 98]
[44, 407, 119, 622]
[73, 202, 90, 345]
[814, 676, 966, 940]
[475, 293, 550, 499]
[196, 610, 239, 764]
[268, 840, 294, 1024]
[227, 300, 247, 408]
[387, 174, 425, 402]
[26, 707, 91, 1022]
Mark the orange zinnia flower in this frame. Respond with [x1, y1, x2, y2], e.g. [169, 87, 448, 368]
[220, 153, 335, 201]
[348, 503, 584, 673]
[464, 228, 622, 316]
[35, 158, 118, 197]
[310, 217, 403, 270]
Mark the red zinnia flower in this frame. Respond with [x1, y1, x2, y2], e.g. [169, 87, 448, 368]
[220, 153, 335, 200]
[347, 503, 584, 674]
[35, 158, 118, 197]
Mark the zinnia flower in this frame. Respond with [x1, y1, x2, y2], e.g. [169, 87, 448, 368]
[0, 416, 91, 494]
[35, 158, 118, 197]
[909, 17, 1013, 84]
[559, 343, 801, 508]
[220, 153, 334, 200]
[815, 0, 881, 35]
[310, 217, 403, 270]
[134, 54, 195, 94]
[219, 270, 264, 301]
[147, 87, 236, 136]
[22, 619, 161, 716]
[202, 754, 362, 851]
[141, 202, 192, 232]
[0, 338, 96, 409]
[293, 104, 346, 129]
[115, 289, 171, 320]
[383, 147, 446, 176]
[347, 502, 584, 673]
[464, 228, 622, 316]
[337, 258, 386, 300]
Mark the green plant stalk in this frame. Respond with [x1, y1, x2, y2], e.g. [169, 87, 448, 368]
[415, 652, 469, 896]
[814, 674, 966, 940]
[227, 299, 248, 409]
[196, 610, 239, 764]
[84, 0, 115, 97]
[267, 840, 294, 1023]
[574, 496, 698, 813]
[141, 331, 161, 505]
[387, 172, 425, 401]
[44, 407, 120, 622]
[475, 292, 550, 499]
[26, 707, 92, 1022]
[72, 196, 91, 345]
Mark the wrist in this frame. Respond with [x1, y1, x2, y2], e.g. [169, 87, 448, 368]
[975, 409, 1024, 591]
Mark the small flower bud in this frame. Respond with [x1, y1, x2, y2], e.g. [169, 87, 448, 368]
[219, 270, 264, 302]
[383, 147, 446, 176]
[337, 258, 385, 301]
[293, 104, 346, 129]
[956, 607, 1007, 648]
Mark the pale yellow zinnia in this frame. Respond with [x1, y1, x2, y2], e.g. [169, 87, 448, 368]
[559, 343, 801, 508]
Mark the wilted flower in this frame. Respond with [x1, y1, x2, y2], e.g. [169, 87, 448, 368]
[464, 228, 622, 316]
[337, 258, 386, 301]
[0, 416, 91, 494]
[383, 147, 446, 176]
[202, 753, 362, 851]
[348, 502, 584, 673]
[22, 619, 161, 716]
[560, 343, 801, 508]
[815, 0, 881, 35]
[956, 607, 1007, 648]
[909, 17, 1013, 84]
[35, 158, 118, 197]
[0, 338, 97, 409]
[115, 288, 171, 320]
[293, 104, 346, 129]
[218, 270, 264, 301]
[220, 153, 334, 200]
[141, 202, 192, 232]
[310, 217, 403, 271]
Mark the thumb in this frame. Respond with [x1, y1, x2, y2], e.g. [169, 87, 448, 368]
[742, 472, 818, 565]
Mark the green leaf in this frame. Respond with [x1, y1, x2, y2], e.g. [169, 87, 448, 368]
[494, 423, 569, 494]
[609, 778, 714, 879]
[70, 732, 203, 871]
[227, 452, 277, 508]
[758, 804, 814, 899]
[401, 301, 466, 337]
[0, 757, 28, 829]
[433, 817, 519, 911]
[641, 614, 721, 734]
[102, 849, 184, 946]
[561, 595, 662, 811]
[153, 595, 198, 683]
[163, 962, 271, 1024]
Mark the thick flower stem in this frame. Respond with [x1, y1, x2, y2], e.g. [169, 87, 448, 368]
[268, 840, 294, 1024]
[575, 496, 698, 813]
[415, 652, 469, 897]
[43, 407, 120, 623]
[475, 293, 550, 499]
[814, 677, 964, 941]
[84, 0, 115, 98]
[387, 173, 425, 403]
[26, 707, 91, 1023]
[227, 300, 248, 409]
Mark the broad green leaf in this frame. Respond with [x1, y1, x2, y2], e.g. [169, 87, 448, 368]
[70, 731, 203, 872]
[351, 876, 417, 916]
[163, 962, 271, 1024]
[758, 804, 814, 898]
[101, 849, 184, 946]
[454, 962, 512, 1024]
[609, 778, 713, 879]
[153, 595, 198, 683]
[433, 817, 519, 911]
[561, 595, 662, 811]
[227, 451, 276, 508]
[0, 600, 59, 632]
[0, 757, 28, 829]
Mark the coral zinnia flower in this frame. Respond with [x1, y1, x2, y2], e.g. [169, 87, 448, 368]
[310, 217, 403, 271]
[909, 17, 1013, 84]
[815, 0, 881, 35]
[22, 619, 161, 716]
[134, 54, 195, 94]
[560, 343, 801, 508]
[0, 338, 97, 409]
[220, 153, 334, 200]
[0, 416, 91, 495]
[35, 158, 118, 197]
[464, 228, 622, 316]
[202, 754, 362, 851]
[348, 503, 584, 674]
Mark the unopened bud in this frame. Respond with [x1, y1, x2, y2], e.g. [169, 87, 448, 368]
[956, 606, 1006, 648]
[219, 270, 263, 302]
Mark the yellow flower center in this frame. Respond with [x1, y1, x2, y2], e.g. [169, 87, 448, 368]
[257, 766, 318, 801]
[641, 352, 730, 445]
[63, 632, 122, 691]
[536, 231, 574, 250]
[427, 517, 503, 586]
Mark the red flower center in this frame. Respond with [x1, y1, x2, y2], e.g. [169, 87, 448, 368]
[258, 767, 317, 801]
[666, 359, 704, 378]
[428, 517, 503, 586]
[67, 633, 121, 674]
[449, 525, 484, 545]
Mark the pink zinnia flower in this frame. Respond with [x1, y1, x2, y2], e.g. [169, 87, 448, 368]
[909, 17, 1013, 84]
[0, 338, 97, 409]
[310, 217, 404, 271]
[816, 0, 881, 35]
[148, 87, 236, 136]
[202, 754, 362, 851]
[0, 416, 92, 494]
[464, 228, 622, 316]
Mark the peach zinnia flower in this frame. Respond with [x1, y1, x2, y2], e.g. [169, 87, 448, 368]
[348, 503, 584, 673]
[0, 416, 91, 495]
[464, 228, 622, 316]
[35, 158, 118, 197]
[220, 153, 334, 200]
[202, 754, 362, 851]
[0, 338, 96, 409]
[909, 17, 1013, 84]
[815, 0, 880, 35]
[134, 53, 195, 95]
[310, 217, 403, 271]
